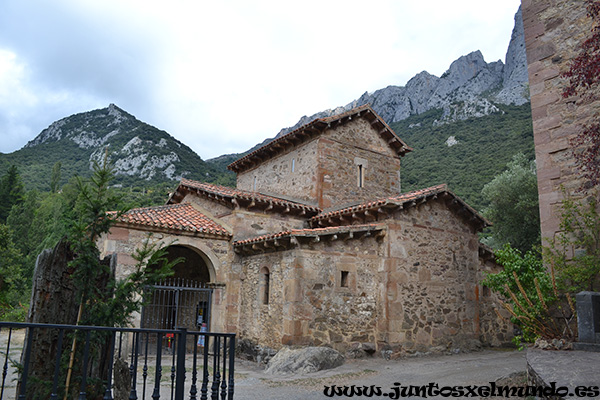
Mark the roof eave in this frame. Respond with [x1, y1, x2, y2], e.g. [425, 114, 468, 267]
[227, 104, 411, 173]
[111, 221, 232, 240]
[173, 179, 322, 218]
[233, 224, 387, 255]
[309, 185, 489, 232]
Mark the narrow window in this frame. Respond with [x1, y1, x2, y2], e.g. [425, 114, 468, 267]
[253, 176, 257, 191]
[291, 158, 296, 173]
[340, 271, 349, 288]
[357, 164, 364, 188]
[260, 267, 270, 305]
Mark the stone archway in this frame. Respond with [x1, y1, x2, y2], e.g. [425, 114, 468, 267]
[164, 244, 212, 284]
[142, 244, 216, 332]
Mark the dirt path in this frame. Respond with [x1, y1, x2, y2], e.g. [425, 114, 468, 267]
[0, 328, 25, 399]
[1, 328, 525, 400]
[233, 349, 526, 400]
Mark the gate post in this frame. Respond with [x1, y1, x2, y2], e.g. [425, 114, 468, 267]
[174, 328, 187, 400]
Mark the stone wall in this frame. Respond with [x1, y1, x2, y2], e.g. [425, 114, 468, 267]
[235, 200, 512, 356]
[236, 117, 402, 209]
[317, 118, 402, 209]
[181, 193, 307, 241]
[236, 236, 385, 353]
[382, 201, 490, 354]
[99, 227, 232, 333]
[522, 0, 600, 244]
[236, 139, 320, 206]
[477, 258, 515, 346]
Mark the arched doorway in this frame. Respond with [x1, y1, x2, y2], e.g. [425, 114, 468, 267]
[164, 245, 212, 283]
[141, 245, 215, 333]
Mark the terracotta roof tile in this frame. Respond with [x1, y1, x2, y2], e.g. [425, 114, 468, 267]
[233, 223, 385, 246]
[111, 203, 231, 237]
[228, 104, 412, 173]
[311, 184, 448, 221]
[310, 184, 490, 228]
[172, 178, 321, 214]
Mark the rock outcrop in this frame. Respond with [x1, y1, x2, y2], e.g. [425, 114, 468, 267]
[23, 104, 214, 184]
[276, 7, 528, 137]
[265, 347, 345, 375]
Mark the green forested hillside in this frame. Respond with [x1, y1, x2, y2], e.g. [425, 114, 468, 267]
[0, 103, 535, 212]
[206, 103, 535, 212]
[392, 103, 535, 211]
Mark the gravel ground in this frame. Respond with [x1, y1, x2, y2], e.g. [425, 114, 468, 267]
[233, 349, 526, 400]
[1, 329, 526, 400]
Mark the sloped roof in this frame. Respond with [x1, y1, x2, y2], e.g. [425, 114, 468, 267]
[110, 203, 231, 238]
[234, 223, 385, 246]
[310, 184, 490, 231]
[227, 104, 412, 174]
[168, 178, 321, 217]
[233, 224, 386, 254]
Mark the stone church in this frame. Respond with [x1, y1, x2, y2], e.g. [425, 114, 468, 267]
[100, 104, 512, 357]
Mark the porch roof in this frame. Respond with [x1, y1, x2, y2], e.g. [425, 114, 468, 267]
[110, 203, 232, 238]
[233, 223, 386, 254]
[310, 184, 490, 231]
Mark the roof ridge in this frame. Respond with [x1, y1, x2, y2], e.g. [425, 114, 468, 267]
[227, 104, 411, 174]
[128, 202, 191, 212]
[312, 183, 450, 219]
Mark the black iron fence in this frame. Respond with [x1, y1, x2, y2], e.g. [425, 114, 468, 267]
[0, 322, 235, 400]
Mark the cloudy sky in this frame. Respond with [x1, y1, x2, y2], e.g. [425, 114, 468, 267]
[0, 0, 522, 160]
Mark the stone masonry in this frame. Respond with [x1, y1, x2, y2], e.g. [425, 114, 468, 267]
[521, 0, 600, 244]
[100, 105, 512, 358]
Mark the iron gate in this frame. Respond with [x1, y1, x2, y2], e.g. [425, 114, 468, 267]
[142, 279, 213, 332]
[0, 322, 235, 399]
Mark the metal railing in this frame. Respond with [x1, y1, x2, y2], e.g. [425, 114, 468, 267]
[0, 322, 235, 400]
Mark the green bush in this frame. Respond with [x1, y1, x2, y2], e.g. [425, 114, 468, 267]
[482, 245, 554, 342]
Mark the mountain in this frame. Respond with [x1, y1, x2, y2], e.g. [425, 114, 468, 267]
[0, 104, 232, 191]
[2, 6, 532, 210]
[273, 8, 527, 137]
[391, 103, 534, 211]
[206, 7, 532, 211]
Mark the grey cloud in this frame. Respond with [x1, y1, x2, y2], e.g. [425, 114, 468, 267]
[0, 1, 162, 108]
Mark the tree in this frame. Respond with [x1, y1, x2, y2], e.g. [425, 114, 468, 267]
[7, 186, 75, 284]
[0, 223, 27, 320]
[65, 159, 178, 327]
[483, 190, 600, 344]
[481, 153, 541, 254]
[482, 245, 555, 342]
[7, 190, 41, 277]
[0, 165, 25, 223]
[22, 159, 180, 398]
[562, 0, 600, 189]
[50, 161, 61, 193]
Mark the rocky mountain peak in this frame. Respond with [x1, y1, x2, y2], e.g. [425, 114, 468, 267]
[25, 104, 133, 149]
[495, 6, 529, 105]
[274, 7, 528, 138]
[21, 105, 214, 185]
[442, 50, 487, 86]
